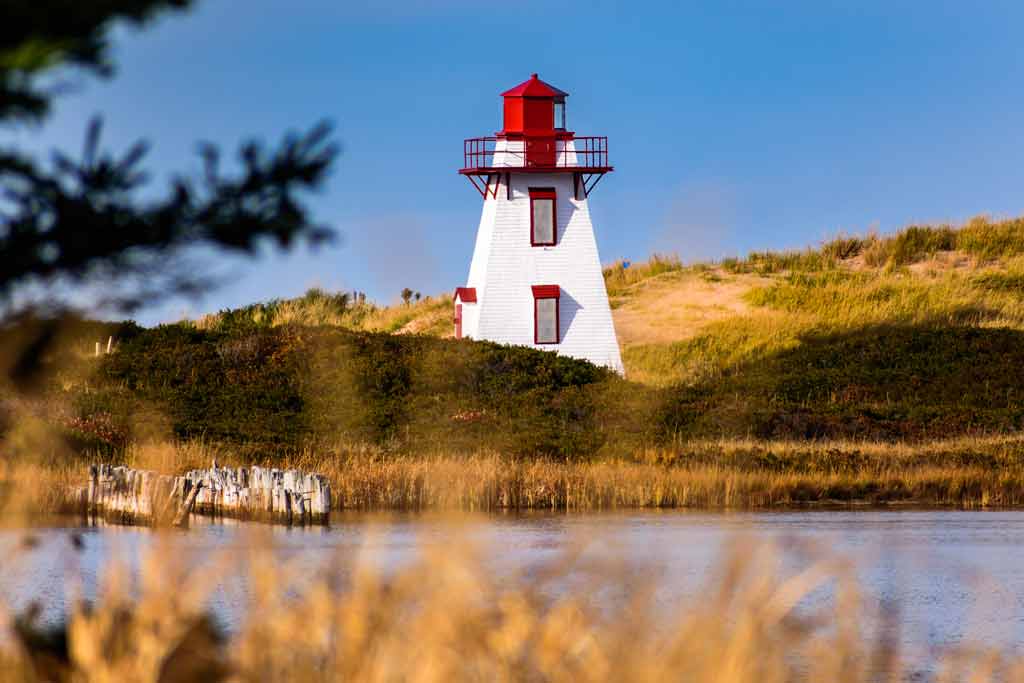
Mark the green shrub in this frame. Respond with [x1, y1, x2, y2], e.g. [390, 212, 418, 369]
[86, 325, 652, 460]
[642, 324, 1024, 442]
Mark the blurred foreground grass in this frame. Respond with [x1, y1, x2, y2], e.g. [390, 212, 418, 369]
[0, 531, 1021, 682]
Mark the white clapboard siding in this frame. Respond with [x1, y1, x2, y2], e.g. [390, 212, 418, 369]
[462, 147, 624, 375]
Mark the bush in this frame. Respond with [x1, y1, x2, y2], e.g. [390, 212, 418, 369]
[643, 323, 1024, 442]
[87, 324, 653, 460]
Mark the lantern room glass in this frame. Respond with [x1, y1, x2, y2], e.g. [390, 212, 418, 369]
[554, 101, 566, 130]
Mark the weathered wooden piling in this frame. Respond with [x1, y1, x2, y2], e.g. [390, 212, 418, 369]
[84, 462, 331, 526]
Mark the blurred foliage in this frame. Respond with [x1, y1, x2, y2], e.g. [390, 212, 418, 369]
[0, 1, 192, 121]
[10, 536, 1024, 682]
[0, 0, 338, 397]
[1, 0, 338, 310]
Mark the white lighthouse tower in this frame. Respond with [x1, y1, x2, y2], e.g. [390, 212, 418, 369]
[454, 73, 624, 375]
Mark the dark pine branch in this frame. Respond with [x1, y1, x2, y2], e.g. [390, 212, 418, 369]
[0, 118, 338, 308]
[0, 0, 194, 122]
[0, 0, 340, 388]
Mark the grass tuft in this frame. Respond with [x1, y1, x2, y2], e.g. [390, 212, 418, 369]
[603, 253, 683, 296]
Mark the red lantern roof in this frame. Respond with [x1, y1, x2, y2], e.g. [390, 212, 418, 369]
[501, 73, 568, 99]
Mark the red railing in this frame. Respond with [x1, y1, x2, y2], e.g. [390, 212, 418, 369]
[461, 136, 609, 172]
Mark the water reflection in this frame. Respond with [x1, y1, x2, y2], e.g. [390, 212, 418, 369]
[1, 509, 1023, 659]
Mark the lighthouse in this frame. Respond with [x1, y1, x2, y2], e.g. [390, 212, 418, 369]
[454, 74, 624, 375]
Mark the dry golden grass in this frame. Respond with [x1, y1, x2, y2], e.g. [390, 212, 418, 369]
[2, 531, 1024, 681]
[620, 262, 1024, 385]
[0, 459, 83, 526]
[194, 288, 454, 337]
[307, 456, 1024, 510]
[603, 253, 684, 296]
[610, 216, 1024, 383]
[609, 269, 760, 347]
[14, 435, 1024, 517]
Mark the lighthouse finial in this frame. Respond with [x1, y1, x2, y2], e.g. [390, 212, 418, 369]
[531, 72, 538, 79]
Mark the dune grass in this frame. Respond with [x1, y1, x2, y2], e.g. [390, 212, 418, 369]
[187, 215, 1024, 339]
[195, 287, 454, 336]
[602, 253, 683, 297]
[713, 215, 1024, 276]
[621, 218, 1024, 415]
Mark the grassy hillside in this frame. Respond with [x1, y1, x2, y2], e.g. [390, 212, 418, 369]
[178, 215, 1024, 445]
[611, 216, 1024, 442]
[8, 215, 1024, 511]
[613, 216, 1024, 386]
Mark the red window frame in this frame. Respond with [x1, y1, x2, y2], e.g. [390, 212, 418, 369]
[532, 284, 560, 345]
[529, 188, 557, 247]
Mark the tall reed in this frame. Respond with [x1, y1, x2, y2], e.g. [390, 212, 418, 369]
[18, 437, 1024, 517]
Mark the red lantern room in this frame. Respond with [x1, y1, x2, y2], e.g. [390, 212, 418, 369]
[460, 73, 612, 200]
[499, 73, 569, 137]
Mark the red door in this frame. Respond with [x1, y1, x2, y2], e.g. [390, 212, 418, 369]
[454, 303, 463, 338]
[526, 137, 556, 167]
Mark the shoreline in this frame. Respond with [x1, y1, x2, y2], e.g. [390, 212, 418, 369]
[10, 500, 1024, 534]
[9, 437, 1024, 521]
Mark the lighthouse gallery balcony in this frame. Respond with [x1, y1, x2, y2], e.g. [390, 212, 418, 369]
[460, 136, 611, 174]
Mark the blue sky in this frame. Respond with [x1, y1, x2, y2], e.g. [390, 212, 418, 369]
[6, 0, 1024, 324]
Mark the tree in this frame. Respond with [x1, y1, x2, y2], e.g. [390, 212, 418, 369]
[0, 0, 338, 387]
[401, 288, 413, 306]
[0, 1, 338, 313]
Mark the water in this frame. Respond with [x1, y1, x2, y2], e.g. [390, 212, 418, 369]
[3, 509, 1024, 661]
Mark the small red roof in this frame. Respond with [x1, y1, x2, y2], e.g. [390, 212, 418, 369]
[531, 285, 560, 299]
[501, 73, 568, 99]
[454, 287, 477, 303]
